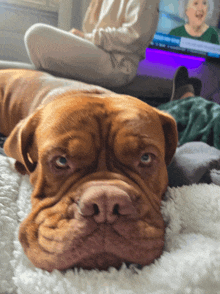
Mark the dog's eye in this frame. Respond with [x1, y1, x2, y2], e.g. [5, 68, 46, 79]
[55, 156, 69, 168]
[140, 153, 152, 164]
[49, 154, 76, 175]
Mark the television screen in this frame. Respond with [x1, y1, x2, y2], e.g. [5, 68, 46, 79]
[150, 0, 220, 60]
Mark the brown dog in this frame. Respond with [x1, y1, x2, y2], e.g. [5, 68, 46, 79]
[0, 69, 178, 271]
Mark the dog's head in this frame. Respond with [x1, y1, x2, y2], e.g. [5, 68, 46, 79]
[4, 92, 178, 271]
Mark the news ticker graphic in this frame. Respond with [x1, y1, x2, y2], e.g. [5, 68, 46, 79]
[151, 32, 220, 59]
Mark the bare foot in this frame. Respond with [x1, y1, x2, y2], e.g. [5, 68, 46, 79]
[180, 92, 195, 99]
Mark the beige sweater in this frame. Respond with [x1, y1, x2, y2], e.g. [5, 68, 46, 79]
[82, 0, 160, 75]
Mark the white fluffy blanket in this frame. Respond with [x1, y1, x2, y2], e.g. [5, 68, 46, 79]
[1, 155, 220, 294]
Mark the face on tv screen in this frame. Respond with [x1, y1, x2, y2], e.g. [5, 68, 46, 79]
[150, 0, 220, 59]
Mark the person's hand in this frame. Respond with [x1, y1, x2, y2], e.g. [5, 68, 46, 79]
[69, 28, 85, 38]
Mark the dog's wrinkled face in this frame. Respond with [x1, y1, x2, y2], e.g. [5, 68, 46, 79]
[4, 93, 177, 271]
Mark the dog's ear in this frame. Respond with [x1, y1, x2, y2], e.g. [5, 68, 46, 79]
[4, 110, 41, 175]
[156, 109, 178, 166]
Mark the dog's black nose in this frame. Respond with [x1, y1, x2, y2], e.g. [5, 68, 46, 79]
[77, 185, 137, 224]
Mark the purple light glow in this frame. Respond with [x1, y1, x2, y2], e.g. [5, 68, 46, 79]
[146, 48, 206, 63]
[137, 48, 206, 79]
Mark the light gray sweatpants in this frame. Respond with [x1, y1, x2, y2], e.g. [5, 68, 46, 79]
[0, 21, 177, 99]
[24, 24, 139, 88]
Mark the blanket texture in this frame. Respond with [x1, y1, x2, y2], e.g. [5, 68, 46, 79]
[158, 96, 220, 149]
[1, 155, 220, 293]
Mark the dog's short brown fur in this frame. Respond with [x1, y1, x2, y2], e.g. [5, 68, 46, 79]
[1, 69, 178, 271]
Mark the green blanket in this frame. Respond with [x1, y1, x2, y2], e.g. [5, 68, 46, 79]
[158, 97, 220, 149]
